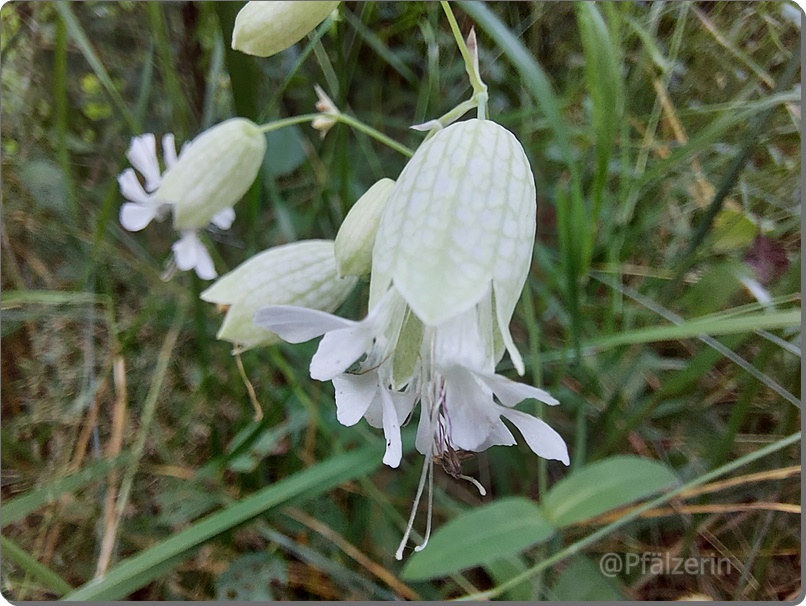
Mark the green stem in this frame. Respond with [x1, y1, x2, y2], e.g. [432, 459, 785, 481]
[258, 113, 414, 157]
[457, 431, 801, 601]
[440, 1, 488, 118]
[335, 113, 414, 158]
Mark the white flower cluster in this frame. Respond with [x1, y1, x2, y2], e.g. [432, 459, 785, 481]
[256, 119, 569, 558]
[119, 1, 569, 559]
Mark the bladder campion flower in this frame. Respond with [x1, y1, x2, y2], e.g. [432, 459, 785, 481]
[255, 118, 569, 557]
[119, 118, 266, 279]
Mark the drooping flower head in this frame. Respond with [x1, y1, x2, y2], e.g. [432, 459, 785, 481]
[119, 118, 266, 279]
[256, 118, 569, 558]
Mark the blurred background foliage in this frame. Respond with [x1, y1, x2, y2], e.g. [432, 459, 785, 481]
[1, 1, 801, 600]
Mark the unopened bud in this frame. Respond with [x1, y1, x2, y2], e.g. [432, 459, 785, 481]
[201, 240, 357, 351]
[232, 1, 339, 58]
[335, 178, 395, 277]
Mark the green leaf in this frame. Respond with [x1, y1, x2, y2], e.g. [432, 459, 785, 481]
[401, 497, 556, 581]
[542, 455, 678, 527]
[62, 448, 380, 600]
[484, 555, 533, 601]
[550, 556, 625, 600]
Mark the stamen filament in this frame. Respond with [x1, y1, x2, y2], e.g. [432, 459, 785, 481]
[395, 453, 431, 560]
[414, 458, 435, 552]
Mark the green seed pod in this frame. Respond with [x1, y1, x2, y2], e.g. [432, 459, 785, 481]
[232, 1, 339, 58]
[334, 178, 395, 278]
[201, 240, 357, 351]
[155, 118, 266, 231]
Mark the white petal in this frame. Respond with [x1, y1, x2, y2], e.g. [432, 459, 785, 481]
[332, 372, 378, 427]
[443, 367, 498, 451]
[473, 370, 559, 407]
[162, 133, 178, 169]
[475, 418, 517, 450]
[172, 232, 200, 271]
[119, 202, 157, 232]
[310, 325, 375, 381]
[498, 406, 569, 465]
[127, 133, 162, 192]
[363, 391, 384, 429]
[495, 293, 526, 376]
[211, 207, 236, 230]
[380, 388, 402, 468]
[118, 168, 152, 205]
[253, 306, 355, 344]
[193, 243, 217, 280]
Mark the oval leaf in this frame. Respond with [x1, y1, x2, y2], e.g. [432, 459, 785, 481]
[401, 497, 556, 581]
[542, 455, 678, 527]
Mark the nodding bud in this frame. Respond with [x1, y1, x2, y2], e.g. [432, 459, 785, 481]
[335, 178, 395, 278]
[232, 1, 340, 58]
[312, 84, 340, 138]
[154, 118, 266, 231]
[200, 240, 357, 351]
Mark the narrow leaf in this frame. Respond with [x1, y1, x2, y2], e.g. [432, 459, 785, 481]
[62, 448, 380, 600]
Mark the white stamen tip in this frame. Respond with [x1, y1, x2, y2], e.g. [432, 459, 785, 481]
[459, 474, 487, 496]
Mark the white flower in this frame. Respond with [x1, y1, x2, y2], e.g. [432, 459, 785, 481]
[232, 1, 340, 58]
[119, 118, 266, 279]
[118, 133, 177, 232]
[257, 118, 569, 558]
[255, 288, 416, 468]
[201, 240, 357, 351]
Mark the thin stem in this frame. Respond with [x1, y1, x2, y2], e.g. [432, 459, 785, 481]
[258, 113, 322, 133]
[441, 2, 472, 75]
[456, 431, 801, 601]
[440, 1, 488, 118]
[258, 113, 413, 158]
[335, 113, 414, 158]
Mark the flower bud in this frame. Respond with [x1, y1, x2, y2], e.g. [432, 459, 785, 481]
[232, 1, 339, 58]
[334, 178, 395, 278]
[154, 118, 266, 231]
[201, 240, 357, 351]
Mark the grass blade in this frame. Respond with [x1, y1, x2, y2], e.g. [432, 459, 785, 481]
[62, 447, 381, 600]
[2, 455, 129, 527]
[53, 4, 139, 133]
[1, 536, 74, 596]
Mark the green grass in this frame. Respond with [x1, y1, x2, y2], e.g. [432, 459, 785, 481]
[1, 1, 800, 601]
